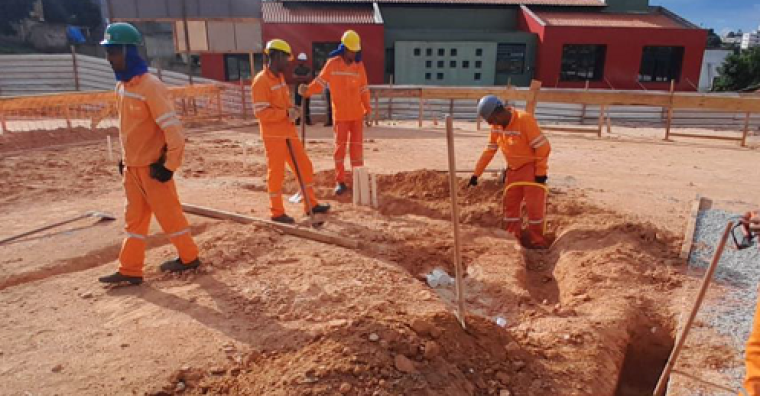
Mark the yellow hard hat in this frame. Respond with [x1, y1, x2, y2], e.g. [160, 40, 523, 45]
[341, 30, 361, 52]
[264, 39, 293, 60]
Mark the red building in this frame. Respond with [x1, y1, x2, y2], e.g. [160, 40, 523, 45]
[519, 6, 707, 91]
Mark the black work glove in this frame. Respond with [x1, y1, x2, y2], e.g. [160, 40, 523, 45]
[468, 175, 478, 187]
[150, 162, 173, 183]
[535, 175, 548, 184]
[118, 160, 124, 176]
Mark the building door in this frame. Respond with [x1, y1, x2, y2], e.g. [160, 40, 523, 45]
[495, 43, 531, 86]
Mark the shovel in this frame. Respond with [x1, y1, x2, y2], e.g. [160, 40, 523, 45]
[0, 211, 116, 246]
[289, 99, 308, 205]
[285, 138, 323, 228]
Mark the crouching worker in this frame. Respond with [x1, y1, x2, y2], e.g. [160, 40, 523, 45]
[98, 23, 201, 285]
[742, 209, 760, 395]
[468, 95, 551, 249]
[253, 39, 331, 224]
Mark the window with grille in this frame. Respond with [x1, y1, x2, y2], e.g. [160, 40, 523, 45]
[638, 46, 685, 82]
[560, 44, 607, 81]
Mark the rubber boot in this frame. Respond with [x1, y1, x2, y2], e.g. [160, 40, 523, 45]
[309, 203, 331, 215]
[160, 257, 201, 273]
[99, 272, 143, 285]
[272, 214, 295, 224]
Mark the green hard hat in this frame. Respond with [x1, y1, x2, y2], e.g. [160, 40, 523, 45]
[101, 23, 142, 46]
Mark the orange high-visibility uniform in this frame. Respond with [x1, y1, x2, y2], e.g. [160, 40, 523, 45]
[252, 67, 319, 217]
[745, 298, 760, 395]
[474, 110, 551, 245]
[116, 73, 198, 277]
[305, 57, 371, 183]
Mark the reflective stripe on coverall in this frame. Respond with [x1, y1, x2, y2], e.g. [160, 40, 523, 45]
[116, 73, 198, 276]
[252, 68, 319, 217]
[473, 110, 551, 245]
[305, 57, 371, 183]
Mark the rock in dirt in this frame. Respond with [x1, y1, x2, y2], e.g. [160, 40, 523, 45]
[339, 382, 352, 394]
[79, 291, 93, 299]
[175, 382, 186, 392]
[51, 364, 63, 373]
[499, 390, 512, 396]
[513, 361, 526, 371]
[496, 371, 510, 385]
[394, 354, 417, 374]
[423, 341, 440, 360]
[368, 333, 380, 342]
[411, 319, 432, 336]
[210, 367, 226, 375]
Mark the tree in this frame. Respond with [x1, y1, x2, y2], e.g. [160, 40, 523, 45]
[706, 29, 723, 49]
[0, 0, 36, 34]
[713, 48, 760, 91]
[42, 0, 101, 29]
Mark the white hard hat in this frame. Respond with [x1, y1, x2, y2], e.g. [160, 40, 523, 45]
[297, 53, 308, 61]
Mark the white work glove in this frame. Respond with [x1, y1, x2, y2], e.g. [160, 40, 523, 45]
[297, 84, 308, 97]
[287, 107, 301, 122]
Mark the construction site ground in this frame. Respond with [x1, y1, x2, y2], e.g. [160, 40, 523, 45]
[1, 120, 759, 396]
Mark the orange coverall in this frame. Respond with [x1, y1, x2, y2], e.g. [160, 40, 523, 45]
[116, 74, 198, 277]
[745, 210, 760, 396]
[474, 110, 551, 246]
[305, 57, 371, 183]
[252, 68, 320, 218]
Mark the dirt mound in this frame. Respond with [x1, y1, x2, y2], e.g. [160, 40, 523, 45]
[0, 127, 119, 154]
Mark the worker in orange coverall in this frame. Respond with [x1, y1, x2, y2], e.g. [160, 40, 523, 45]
[468, 95, 551, 249]
[253, 39, 331, 224]
[98, 23, 200, 285]
[743, 209, 760, 395]
[298, 30, 371, 196]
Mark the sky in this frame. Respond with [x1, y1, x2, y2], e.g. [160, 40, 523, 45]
[652, 0, 760, 34]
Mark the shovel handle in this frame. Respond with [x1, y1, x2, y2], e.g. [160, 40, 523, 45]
[0, 214, 88, 245]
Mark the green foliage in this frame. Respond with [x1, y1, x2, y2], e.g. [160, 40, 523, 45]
[713, 48, 760, 92]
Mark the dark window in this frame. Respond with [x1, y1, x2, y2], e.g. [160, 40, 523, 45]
[450, 61, 457, 68]
[476, 48, 483, 56]
[496, 43, 526, 75]
[639, 46, 685, 82]
[224, 54, 256, 81]
[475, 60, 482, 68]
[451, 48, 458, 56]
[385, 48, 395, 79]
[426, 60, 432, 68]
[463, 61, 470, 68]
[414, 48, 421, 56]
[438, 48, 445, 56]
[314, 42, 342, 74]
[437, 73, 444, 80]
[560, 44, 607, 81]
[474, 73, 481, 81]
[425, 73, 431, 80]
[437, 60, 444, 68]
[426, 48, 432, 56]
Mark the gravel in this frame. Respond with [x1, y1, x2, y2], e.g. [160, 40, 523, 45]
[679, 209, 760, 393]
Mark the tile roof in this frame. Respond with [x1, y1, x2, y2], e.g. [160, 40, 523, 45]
[533, 10, 693, 29]
[263, 1, 381, 24]
[277, 0, 605, 6]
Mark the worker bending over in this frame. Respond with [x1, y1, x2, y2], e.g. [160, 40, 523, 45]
[253, 39, 330, 224]
[99, 23, 201, 285]
[743, 209, 760, 395]
[299, 30, 371, 195]
[468, 95, 551, 249]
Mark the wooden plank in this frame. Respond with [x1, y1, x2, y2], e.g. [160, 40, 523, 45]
[445, 115, 467, 330]
[680, 195, 704, 260]
[525, 80, 541, 115]
[597, 104, 605, 137]
[742, 112, 751, 147]
[669, 132, 743, 142]
[181, 203, 359, 250]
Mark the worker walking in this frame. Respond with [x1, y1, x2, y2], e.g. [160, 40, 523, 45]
[743, 209, 760, 395]
[292, 53, 312, 126]
[253, 39, 330, 224]
[299, 30, 371, 195]
[98, 23, 201, 285]
[468, 95, 551, 249]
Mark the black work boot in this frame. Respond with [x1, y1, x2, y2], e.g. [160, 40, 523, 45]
[309, 203, 331, 215]
[271, 214, 295, 224]
[160, 257, 201, 273]
[98, 272, 143, 285]
[334, 183, 348, 196]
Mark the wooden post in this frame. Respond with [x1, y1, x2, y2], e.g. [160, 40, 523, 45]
[741, 112, 751, 147]
[70, 45, 80, 91]
[664, 80, 675, 141]
[181, 0, 193, 86]
[0, 111, 7, 135]
[449, 98, 454, 117]
[418, 97, 424, 128]
[606, 114, 612, 134]
[240, 79, 248, 118]
[654, 222, 733, 396]
[597, 105, 605, 138]
[507, 77, 512, 88]
[444, 115, 466, 330]
[525, 80, 541, 115]
[580, 80, 589, 125]
[388, 75, 394, 121]
[64, 106, 73, 131]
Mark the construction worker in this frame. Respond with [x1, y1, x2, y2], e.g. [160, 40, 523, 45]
[253, 39, 330, 224]
[299, 30, 371, 195]
[292, 53, 312, 126]
[98, 23, 200, 285]
[743, 209, 760, 395]
[468, 95, 551, 248]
